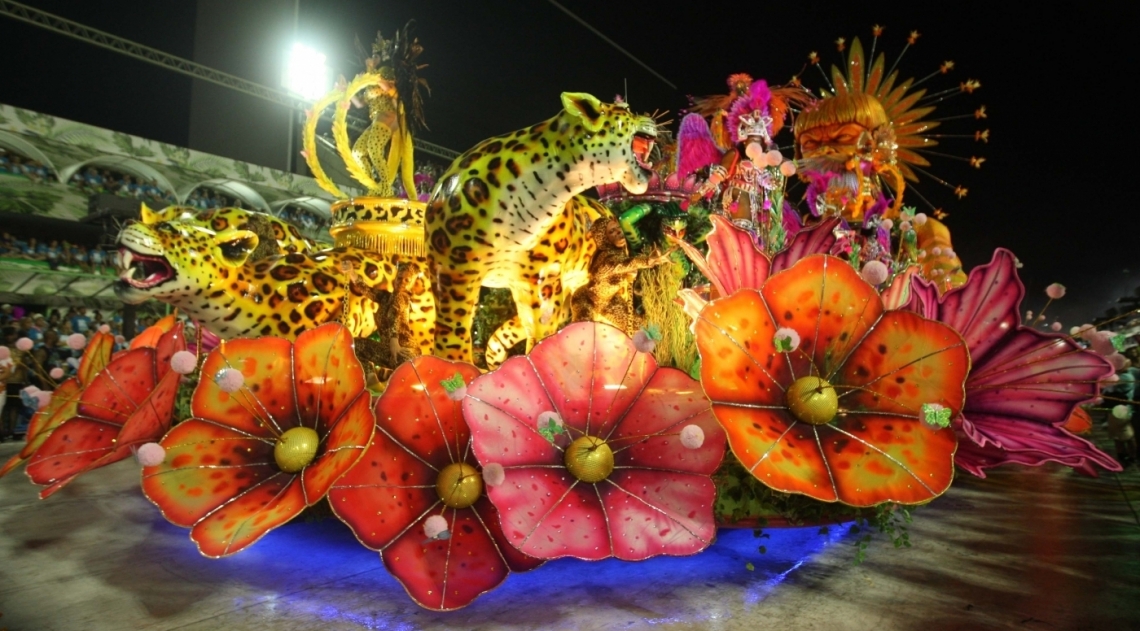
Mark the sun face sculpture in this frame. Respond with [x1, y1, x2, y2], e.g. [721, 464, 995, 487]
[463, 321, 726, 561]
[329, 356, 543, 611]
[141, 323, 374, 557]
[694, 254, 969, 506]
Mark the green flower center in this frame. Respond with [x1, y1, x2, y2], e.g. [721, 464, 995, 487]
[436, 462, 483, 509]
[785, 376, 838, 426]
[274, 426, 320, 473]
[564, 436, 614, 483]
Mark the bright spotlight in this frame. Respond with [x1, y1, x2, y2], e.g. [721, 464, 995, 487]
[283, 43, 329, 101]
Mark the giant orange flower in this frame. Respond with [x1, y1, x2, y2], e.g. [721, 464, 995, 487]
[142, 323, 374, 557]
[694, 254, 969, 506]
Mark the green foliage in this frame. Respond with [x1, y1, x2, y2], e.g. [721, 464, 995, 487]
[439, 373, 466, 394]
[111, 132, 155, 158]
[538, 418, 567, 445]
[851, 503, 913, 564]
[160, 143, 191, 167]
[713, 455, 861, 526]
[172, 371, 199, 426]
[232, 160, 268, 183]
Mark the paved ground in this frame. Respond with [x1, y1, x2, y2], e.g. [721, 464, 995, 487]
[1, 436, 1137, 631]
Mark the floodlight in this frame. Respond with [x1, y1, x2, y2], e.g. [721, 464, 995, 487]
[284, 43, 329, 101]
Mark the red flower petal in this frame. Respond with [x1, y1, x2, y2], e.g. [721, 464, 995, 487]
[836, 310, 968, 415]
[25, 418, 125, 496]
[329, 423, 439, 550]
[380, 502, 513, 611]
[491, 468, 610, 560]
[301, 393, 373, 503]
[293, 324, 366, 434]
[377, 357, 478, 468]
[78, 347, 158, 426]
[78, 331, 114, 386]
[694, 289, 790, 407]
[193, 337, 298, 438]
[462, 357, 561, 467]
[703, 214, 770, 295]
[189, 474, 307, 558]
[526, 322, 653, 438]
[771, 217, 840, 274]
[142, 419, 277, 527]
[600, 470, 717, 560]
[761, 254, 883, 377]
[717, 407, 839, 501]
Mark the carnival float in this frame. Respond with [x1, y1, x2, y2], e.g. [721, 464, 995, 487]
[0, 23, 1126, 612]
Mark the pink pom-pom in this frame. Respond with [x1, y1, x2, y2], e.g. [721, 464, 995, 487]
[779, 160, 797, 177]
[536, 411, 563, 430]
[49, 367, 64, 380]
[913, 213, 928, 226]
[1025, 310, 1034, 321]
[66, 333, 87, 350]
[33, 390, 52, 409]
[744, 142, 765, 163]
[0, 346, 9, 360]
[680, 424, 705, 449]
[170, 350, 198, 375]
[215, 367, 245, 393]
[879, 218, 894, 230]
[22, 385, 40, 395]
[1091, 331, 1116, 356]
[931, 247, 942, 256]
[16, 337, 33, 351]
[1105, 373, 1120, 383]
[423, 514, 449, 540]
[114, 335, 126, 345]
[942, 249, 955, 258]
[899, 221, 912, 232]
[1107, 353, 1128, 371]
[1050, 322, 1063, 332]
[1076, 325, 1096, 341]
[860, 260, 889, 285]
[446, 385, 467, 401]
[98, 324, 112, 334]
[482, 462, 506, 487]
[136, 442, 166, 467]
[632, 329, 657, 353]
[1046, 283, 1066, 299]
[773, 327, 801, 352]
[765, 150, 784, 167]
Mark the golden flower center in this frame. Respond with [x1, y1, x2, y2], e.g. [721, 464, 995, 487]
[436, 462, 483, 509]
[564, 435, 614, 483]
[274, 426, 320, 473]
[785, 376, 838, 426]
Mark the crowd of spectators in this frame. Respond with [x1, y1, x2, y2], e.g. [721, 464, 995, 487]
[0, 232, 113, 273]
[0, 147, 53, 183]
[68, 167, 175, 206]
[186, 188, 245, 210]
[277, 204, 330, 232]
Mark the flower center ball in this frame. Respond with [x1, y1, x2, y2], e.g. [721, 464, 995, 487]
[785, 376, 838, 426]
[274, 426, 320, 473]
[436, 462, 483, 509]
[564, 436, 614, 483]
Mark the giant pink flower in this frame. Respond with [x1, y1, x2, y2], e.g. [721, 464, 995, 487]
[463, 322, 726, 561]
[904, 249, 1119, 476]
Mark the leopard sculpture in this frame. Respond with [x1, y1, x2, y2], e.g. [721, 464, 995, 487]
[426, 92, 658, 362]
[114, 205, 433, 351]
[481, 195, 610, 369]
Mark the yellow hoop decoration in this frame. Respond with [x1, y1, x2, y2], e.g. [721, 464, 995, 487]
[302, 88, 348, 199]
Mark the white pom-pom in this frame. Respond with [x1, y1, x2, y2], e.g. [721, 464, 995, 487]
[446, 384, 467, 401]
[773, 327, 801, 353]
[170, 350, 198, 375]
[424, 514, 450, 540]
[679, 425, 705, 449]
[1112, 405, 1132, 420]
[861, 260, 890, 285]
[50, 367, 64, 380]
[136, 442, 166, 467]
[482, 462, 505, 487]
[913, 213, 928, 226]
[215, 367, 245, 393]
[632, 329, 657, 353]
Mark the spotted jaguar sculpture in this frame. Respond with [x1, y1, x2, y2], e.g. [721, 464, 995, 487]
[425, 92, 659, 362]
[115, 205, 413, 343]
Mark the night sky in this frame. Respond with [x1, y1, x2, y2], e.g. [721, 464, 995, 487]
[1, 0, 1135, 325]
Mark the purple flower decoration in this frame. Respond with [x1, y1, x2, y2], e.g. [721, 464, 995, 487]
[904, 249, 1119, 477]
